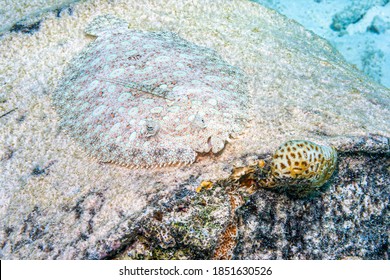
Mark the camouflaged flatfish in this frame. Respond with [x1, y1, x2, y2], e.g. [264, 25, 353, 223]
[53, 15, 250, 167]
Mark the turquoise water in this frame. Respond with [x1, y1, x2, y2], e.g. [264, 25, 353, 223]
[252, 0, 390, 88]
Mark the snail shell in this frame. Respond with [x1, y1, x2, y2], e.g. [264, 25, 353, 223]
[263, 140, 337, 196]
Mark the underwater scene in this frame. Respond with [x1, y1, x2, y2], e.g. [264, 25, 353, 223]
[0, 0, 389, 260]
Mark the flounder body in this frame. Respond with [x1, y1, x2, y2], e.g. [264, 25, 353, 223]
[53, 15, 250, 167]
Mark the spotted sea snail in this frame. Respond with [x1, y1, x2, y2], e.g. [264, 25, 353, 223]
[259, 140, 338, 196]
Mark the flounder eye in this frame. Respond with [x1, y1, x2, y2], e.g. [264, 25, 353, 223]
[143, 120, 160, 137]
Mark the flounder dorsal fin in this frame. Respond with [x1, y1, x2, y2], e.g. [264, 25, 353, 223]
[84, 14, 129, 37]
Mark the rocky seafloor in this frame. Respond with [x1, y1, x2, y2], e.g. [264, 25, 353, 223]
[0, 0, 389, 259]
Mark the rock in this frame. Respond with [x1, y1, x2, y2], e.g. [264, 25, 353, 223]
[330, 0, 389, 31]
[0, 0, 389, 259]
[115, 185, 231, 260]
[235, 152, 389, 260]
[367, 15, 390, 34]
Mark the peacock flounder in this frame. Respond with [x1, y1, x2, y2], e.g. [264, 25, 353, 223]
[53, 15, 250, 168]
